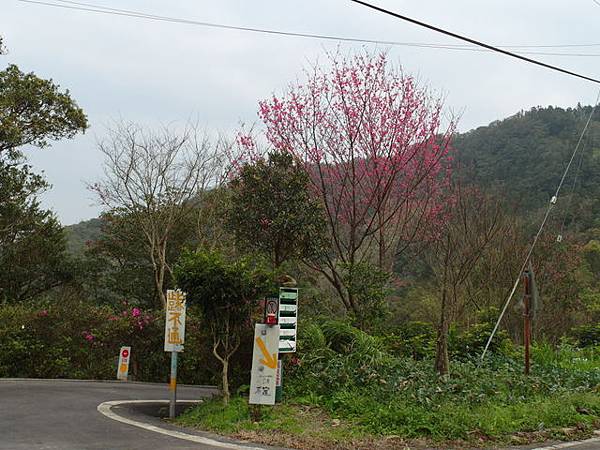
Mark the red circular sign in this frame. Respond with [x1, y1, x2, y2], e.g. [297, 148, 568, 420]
[121, 349, 129, 358]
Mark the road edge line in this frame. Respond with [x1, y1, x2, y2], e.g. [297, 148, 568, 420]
[530, 435, 600, 450]
[97, 400, 265, 450]
[0, 378, 216, 389]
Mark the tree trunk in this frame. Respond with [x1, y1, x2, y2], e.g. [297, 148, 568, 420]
[435, 287, 450, 375]
[221, 358, 230, 405]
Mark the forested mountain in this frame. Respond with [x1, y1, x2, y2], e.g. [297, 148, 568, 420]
[64, 218, 103, 255]
[64, 105, 600, 252]
[455, 105, 600, 227]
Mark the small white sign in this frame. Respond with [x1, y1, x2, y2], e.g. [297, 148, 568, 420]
[279, 304, 297, 312]
[279, 340, 296, 353]
[164, 289, 187, 352]
[249, 324, 280, 405]
[278, 317, 297, 324]
[117, 346, 131, 381]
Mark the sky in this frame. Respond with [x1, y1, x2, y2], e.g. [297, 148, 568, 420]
[2, 0, 600, 225]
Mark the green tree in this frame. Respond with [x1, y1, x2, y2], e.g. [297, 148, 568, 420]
[226, 151, 327, 268]
[80, 208, 199, 309]
[341, 261, 391, 332]
[91, 122, 224, 308]
[174, 249, 270, 404]
[1, 64, 87, 158]
[0, 63, 88, 302]
[0, 162, 71, 302]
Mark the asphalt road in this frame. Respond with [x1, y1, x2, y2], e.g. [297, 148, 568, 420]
[0, 379, 242, 450]
[1, 379, 598, 450]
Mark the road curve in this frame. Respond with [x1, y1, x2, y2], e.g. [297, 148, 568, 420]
[0, 378, 239, 450]
[2, 379, 597, 450]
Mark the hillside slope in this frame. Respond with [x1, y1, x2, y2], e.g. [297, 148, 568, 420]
[64, 218, 103, 255]
[455, 105, 600, 225]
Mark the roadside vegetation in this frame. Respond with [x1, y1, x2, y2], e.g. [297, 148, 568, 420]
[177, 320, 600, 448]
[1, 39, 600, 448]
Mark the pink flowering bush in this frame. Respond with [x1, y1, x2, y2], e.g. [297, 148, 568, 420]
[0, 298, 217, 383]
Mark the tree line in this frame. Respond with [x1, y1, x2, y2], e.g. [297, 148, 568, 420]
[2, 45, 598, 396]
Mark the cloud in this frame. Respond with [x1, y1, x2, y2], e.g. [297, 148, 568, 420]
[3, 0, 598, 224]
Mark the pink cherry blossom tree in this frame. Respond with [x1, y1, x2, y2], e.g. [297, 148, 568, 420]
[245, 51, 455, 319]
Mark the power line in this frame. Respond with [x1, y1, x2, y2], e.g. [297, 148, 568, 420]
[479, 91, 600, 364]
[50, 0, 600, 51]
[558, 132, 588, 238]
[13, 0, 600, 58]
[349, 0, 600, 84]
[593, 0, 600, 7]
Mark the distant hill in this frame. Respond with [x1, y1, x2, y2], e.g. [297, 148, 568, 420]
[454, 105, 600, 226]
[64, 218, 104, 255]
[62, 106, 600, 253]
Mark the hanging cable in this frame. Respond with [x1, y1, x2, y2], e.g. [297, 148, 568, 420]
[479, 91, 600, 364]
[349, 0, 600, 84]
[558, 131, 590, 240]
[13, 0, 600, 57]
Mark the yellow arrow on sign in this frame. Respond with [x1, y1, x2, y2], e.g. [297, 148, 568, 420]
[255, 336, 277, 369]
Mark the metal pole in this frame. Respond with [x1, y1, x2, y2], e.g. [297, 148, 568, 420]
[523, 273, 531, 376]
[169, 351, 178, 418]
[275, 357, 283, 403]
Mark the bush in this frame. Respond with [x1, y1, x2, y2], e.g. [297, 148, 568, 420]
[0, 298, 217, 383]
[383, 320, 514, 361]
[288, 321, 600, 406]
[340, 262, 391, 332]
[284, 321, 600, 441]
[449, 322, 513, 360]
[571, 324, 600, 348]
[385, 321, 435, 359]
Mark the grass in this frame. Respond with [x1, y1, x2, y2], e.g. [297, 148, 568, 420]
[176, 322, 600, 449]
[533, 342, 600, 372]
[177, 397, 371, 450]
[177, 391, 600, 449]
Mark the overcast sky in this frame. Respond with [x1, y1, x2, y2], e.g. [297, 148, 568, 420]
[3, 0, 600, 225]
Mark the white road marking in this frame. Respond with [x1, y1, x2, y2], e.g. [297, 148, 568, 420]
[97, 400, 266, 450]
[531, 436, 600, 449]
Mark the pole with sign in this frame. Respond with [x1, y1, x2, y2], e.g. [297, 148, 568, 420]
[116, 346, 131, 381]
[164, 289, 187, 418]
[249, 323, 280, 405]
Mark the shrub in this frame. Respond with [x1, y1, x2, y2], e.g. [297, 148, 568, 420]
[571, 324, 600, 348]
[385, 321, 435, 359]
[0, 299, 216, 383]
[449, 322, 513, 360]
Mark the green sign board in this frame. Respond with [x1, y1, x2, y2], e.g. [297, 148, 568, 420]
[278, 287, 298, 353]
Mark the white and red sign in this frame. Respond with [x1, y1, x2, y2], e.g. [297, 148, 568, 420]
[117, 346, 131, 381]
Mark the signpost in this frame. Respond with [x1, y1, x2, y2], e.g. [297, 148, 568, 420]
[275, 359, 283, 402]
[249, 323, 280, 405]
[116, 346, 131, 381]
[278, 287, 298, 353]
[164, 289, 187, 418]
